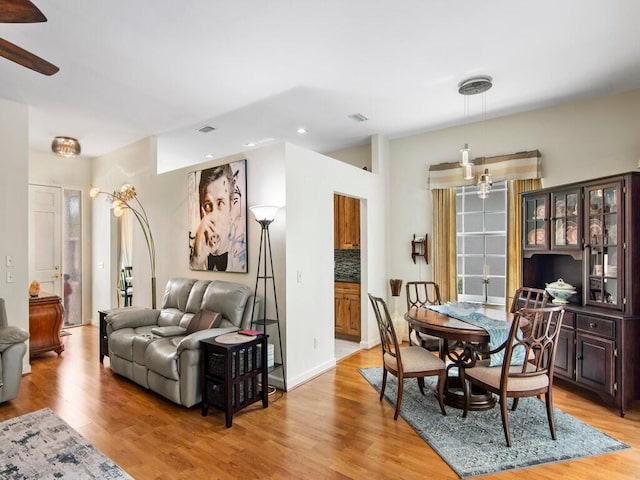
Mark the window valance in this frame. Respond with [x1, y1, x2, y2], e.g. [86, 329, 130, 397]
[428, 150, 541, 190]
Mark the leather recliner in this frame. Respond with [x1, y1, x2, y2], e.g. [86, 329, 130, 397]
[0, 298, 30, 403]
[105, 278, 260, 407]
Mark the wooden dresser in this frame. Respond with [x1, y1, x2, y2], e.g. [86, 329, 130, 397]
[29, 292, 65, 358]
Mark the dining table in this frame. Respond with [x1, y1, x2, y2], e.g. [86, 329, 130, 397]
[405, 304, 512, 411]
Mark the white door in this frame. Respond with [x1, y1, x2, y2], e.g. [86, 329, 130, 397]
[29, 185, 62, 296]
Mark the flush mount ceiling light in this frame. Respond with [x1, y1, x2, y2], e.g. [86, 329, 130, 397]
[296, 127, 308, 134]
[51, 136, 81, 157]
[458, 76, 493, 96]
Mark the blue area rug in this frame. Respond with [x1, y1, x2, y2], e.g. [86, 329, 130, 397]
[0, 408, 133, 479]
[359, 367, 629, 478]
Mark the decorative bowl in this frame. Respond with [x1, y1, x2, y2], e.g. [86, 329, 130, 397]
[545, 278, 577, 304]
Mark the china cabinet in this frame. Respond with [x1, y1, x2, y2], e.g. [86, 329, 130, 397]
[521, 172, 640, 416]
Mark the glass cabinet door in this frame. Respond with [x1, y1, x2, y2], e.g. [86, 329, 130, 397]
[585, 182, 622, 308]
[551, 188, 581, 250]
[523, 193, 548, 251]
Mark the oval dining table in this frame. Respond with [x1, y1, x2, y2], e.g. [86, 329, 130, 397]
[405, 305, 509, 411]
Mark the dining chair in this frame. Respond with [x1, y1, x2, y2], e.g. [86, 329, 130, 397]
[368, 293, 447, 420]
[509, 286, 549, 314]
[119, 266, 133, 307]
[459, 306, 565, 447]
[406, 281, 442, 351]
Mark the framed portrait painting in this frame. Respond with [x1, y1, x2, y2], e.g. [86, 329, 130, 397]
[188, 159, 247, 273]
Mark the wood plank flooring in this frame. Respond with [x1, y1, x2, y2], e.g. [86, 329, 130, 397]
[1, 325, 638, 479]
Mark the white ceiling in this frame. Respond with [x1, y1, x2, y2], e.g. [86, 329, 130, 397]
[2, 1, 640, 166]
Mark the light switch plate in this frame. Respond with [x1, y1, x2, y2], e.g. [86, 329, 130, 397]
[6, 271, 14, 283]
[5, 255, 13, 267]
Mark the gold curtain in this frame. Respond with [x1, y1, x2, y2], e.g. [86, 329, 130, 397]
[432, 188, 458, 302]
[506, 178, 542, 308]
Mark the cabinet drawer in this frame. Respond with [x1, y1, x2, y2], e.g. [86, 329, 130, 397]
[559, 311, 575, 329]
[576, 315, 615, 338]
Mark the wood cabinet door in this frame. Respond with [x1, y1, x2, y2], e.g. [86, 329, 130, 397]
[576, 332, 615, 397]
[554, 327, 575, 379]
[335, 282, 361, 339]
[550, 188, 581, 251]
[522, 192, 549, 254]
[334, 195, 360, 249]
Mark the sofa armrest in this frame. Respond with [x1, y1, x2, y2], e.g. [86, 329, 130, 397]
[0, 326, 29, 352]
[106, 308, 160, 331]
[176, 326, 238, 353]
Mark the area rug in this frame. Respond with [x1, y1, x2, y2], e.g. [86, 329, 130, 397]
[359, 367, 629, 478]
[0, 408, 133, 479]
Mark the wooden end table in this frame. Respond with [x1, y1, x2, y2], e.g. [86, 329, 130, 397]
[200, 333, 269, 428]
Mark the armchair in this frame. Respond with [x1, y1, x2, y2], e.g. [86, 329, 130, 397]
[0, 298, 30, 403]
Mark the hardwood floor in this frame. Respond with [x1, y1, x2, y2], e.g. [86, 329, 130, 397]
[2, 325, 639, 479]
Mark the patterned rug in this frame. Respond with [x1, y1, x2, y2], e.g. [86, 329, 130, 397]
[359, 367, 629, 478]
[0, 408, 133, 479]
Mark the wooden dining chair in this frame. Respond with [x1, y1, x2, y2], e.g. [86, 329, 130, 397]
[368, 293, 447, 420]
[460, 306, 565, 447]
[509, 286, 549, 314]
[406, 281, 442, 351]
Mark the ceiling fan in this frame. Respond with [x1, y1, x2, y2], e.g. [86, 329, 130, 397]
[0, 0, 59, 75]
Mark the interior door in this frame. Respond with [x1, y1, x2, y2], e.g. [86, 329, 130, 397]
[29, 185, 62, 297]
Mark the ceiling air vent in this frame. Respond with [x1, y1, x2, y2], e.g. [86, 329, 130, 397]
[198, 126, 215, 133]
[348, 113, 368, 122]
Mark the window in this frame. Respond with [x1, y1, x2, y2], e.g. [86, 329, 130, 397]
[456, 180, 507, 305]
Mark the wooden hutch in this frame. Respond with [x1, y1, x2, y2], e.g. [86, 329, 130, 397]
[521, 171, 640, 416]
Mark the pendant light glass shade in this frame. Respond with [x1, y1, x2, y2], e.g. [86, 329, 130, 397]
[463, 163, 475, 180]
[460, 143, 471, 166]
[477, 168, 492, 199]
[51, 136, 81, 157]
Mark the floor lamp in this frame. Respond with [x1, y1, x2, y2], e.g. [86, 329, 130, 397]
[249, 205, 286, 392]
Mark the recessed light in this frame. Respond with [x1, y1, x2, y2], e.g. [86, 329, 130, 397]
[204, 154, 214, 159]
[198, 126, 215, 133]
[297, 127, 308, 134]
[244, 142, 256, 147]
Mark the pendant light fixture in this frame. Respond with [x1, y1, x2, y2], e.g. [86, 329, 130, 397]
[458, 76, 493, 182]
[477, 168, 493, 199]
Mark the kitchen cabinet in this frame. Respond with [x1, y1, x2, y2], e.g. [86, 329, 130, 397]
[334, 194, 360, 249]
[335, 282, 361, 340]
[521, 172, 640, 416]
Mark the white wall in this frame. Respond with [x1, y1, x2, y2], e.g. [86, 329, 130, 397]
[28, 150, 93, 323]
[92, 137, 156, 317]
[284, 136, 388, 388]
[388, 88, 640, 297]
[0, 98, 30, 372]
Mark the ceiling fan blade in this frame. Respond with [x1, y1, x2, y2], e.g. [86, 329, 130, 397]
[0, 0, 47, 23]
[0, 37, 58, 75]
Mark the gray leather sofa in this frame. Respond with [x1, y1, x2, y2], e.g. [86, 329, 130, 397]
[105, 278, 259, 407]
[0, 298, 30, 403]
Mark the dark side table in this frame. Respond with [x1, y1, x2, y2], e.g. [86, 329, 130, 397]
[200, 333, 268, 428]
